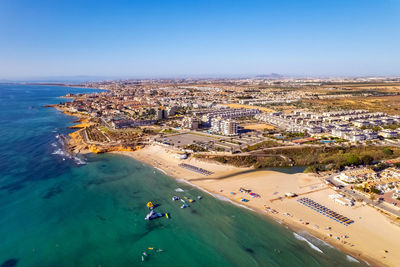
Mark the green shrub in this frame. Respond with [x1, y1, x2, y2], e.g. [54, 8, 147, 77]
[383, 148, 394, 156]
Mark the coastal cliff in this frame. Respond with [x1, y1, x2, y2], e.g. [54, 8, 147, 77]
[49, 104, 145, 154]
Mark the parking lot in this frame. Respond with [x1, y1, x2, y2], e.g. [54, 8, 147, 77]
[155, 132, 267, 153]
[156, 133, 219, 147]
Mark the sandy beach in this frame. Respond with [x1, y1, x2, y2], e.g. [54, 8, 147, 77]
[115, 144, 400, 267]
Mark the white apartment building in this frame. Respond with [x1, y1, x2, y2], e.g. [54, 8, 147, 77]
[210, 117, 222, 133]
[331, 127, 351, 138]
[305, 126, 323, 134]
[182, 117, 200, 130]
[353, 120, 370, 127]
[221, 120, 238, 136]
[364, 130, 378, 140]
[210, 117, 238, 135]
[348, 132, 366, 142]
[379, 130, 398, 138]
[166, 106, 178, 117]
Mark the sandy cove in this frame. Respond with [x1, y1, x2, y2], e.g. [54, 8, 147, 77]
[114, 144, 400, 267]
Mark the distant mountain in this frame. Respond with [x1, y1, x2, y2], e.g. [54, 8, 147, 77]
[254, 73, 284, 79]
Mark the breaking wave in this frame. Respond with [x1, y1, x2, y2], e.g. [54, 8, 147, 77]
[51, 134, 86, 165]
[346, 255, 360, 263]
[154, 167, 167, 175]
[293, 232, 323, 253]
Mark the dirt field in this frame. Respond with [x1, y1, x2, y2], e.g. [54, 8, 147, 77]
[320, 82, 400, 90]
[223, 103, 275, 113]
[305, 95, 400, 115]
[241, 123, 276, 130]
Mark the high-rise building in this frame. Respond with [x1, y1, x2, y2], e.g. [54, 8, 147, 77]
[210, 117, 222, 133]
[210, 117, 238, 136]
[182, 117, 200, 130]
[166, 106, 178, 117]
[157, 109, 167, 120]
[221, 119, 238, 136]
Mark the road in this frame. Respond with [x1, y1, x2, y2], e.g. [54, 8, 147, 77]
[325, 174, 400, 217]
[341, 188, 400, 217]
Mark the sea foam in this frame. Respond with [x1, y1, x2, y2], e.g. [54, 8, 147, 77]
[293, 232, 324, 253]
[51, 134, 86, 165]
[346, 255, 360, 263]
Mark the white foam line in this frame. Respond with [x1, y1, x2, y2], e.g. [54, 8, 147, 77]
[176, 178, 255, 212]
[301, 232, 334, 249]
[346, 255, 360, 263]
[297, 230, 337, 250]
[176, 179, 214, 195]
[293, 232, 324, 253]
[154, 167, 167, 175]
[214, 194, 255, 212]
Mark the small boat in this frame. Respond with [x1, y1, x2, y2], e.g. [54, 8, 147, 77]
[181, 204, 189, 209]
[180, 199, 186, 203]
[197, 196, 202, 200]
[145, 210, 163, 220]
[188, 199, 194, 203]
[172, 196, 179, 201]
[165, 213, 169, 219]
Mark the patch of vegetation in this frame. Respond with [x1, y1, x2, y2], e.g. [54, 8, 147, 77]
[242, 140, 281, 152]
[372, 163, 388, 172]
[283, 132, 307, 138]
[371, 187, 382, 194]
[99, 126, 109, 133]
[361, 154, 374, 165]
[304, 164, 326, 173]
[161, 128, 177, 134]
[197, 145, 400, 170]
[383, 148, 394, 156]
[184, 144, 208, 152]
[382, 124, 400, 130]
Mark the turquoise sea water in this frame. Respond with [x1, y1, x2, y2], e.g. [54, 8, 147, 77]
[0, 84, 368, 267]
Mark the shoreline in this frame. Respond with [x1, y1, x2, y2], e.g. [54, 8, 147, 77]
[111, 145, 400, 267]
[49, 96, 398, 267]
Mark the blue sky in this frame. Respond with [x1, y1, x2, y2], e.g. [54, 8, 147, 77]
[1, 0, 399, 79]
